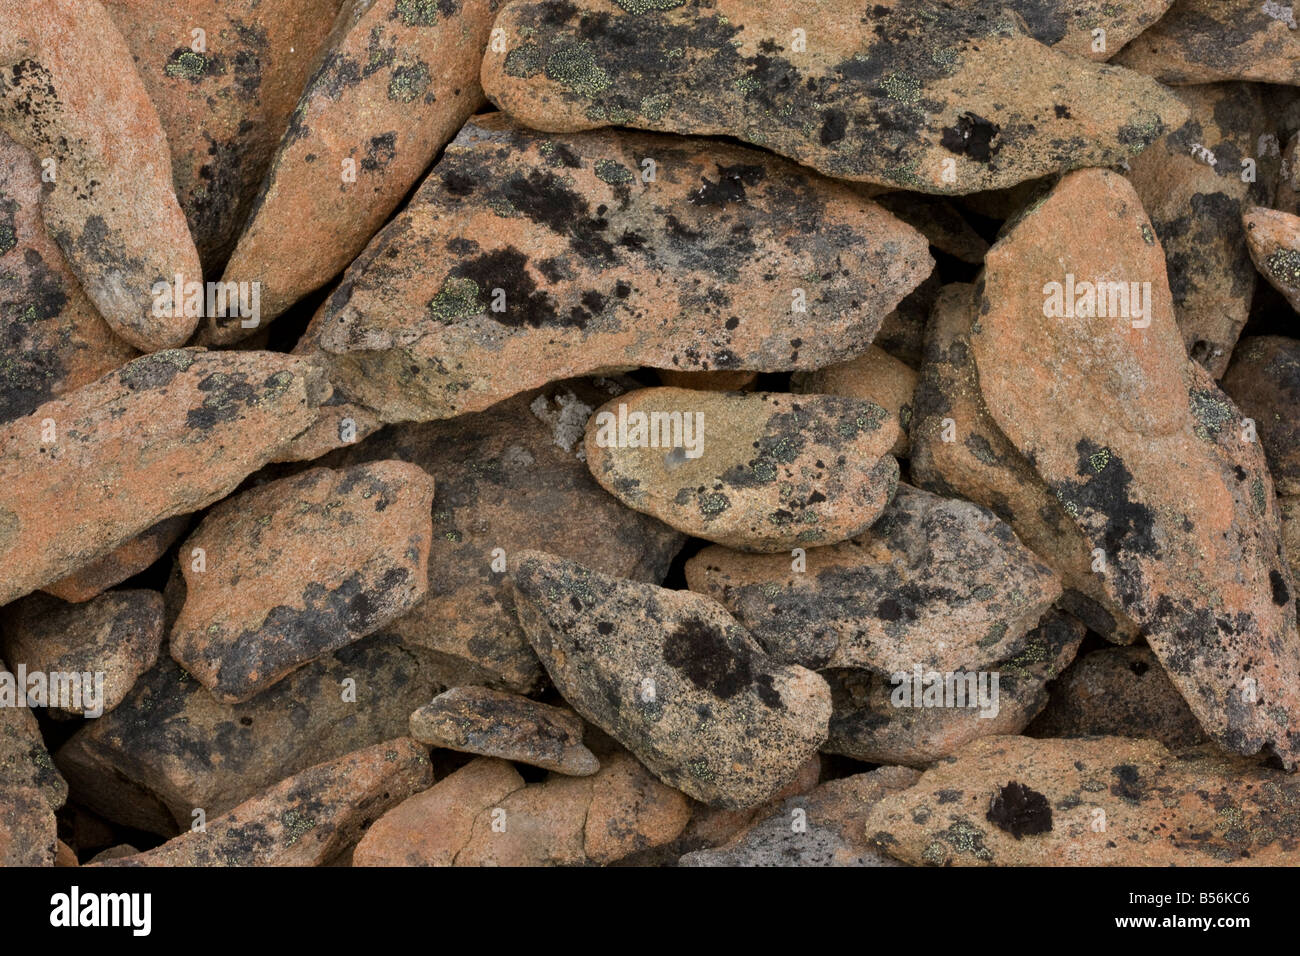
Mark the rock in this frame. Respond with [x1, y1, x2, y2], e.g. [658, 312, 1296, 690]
[55, 633, 445, 835]
[1278, 133, 1300, 216]
[822, 610, 1085, 766]
[1, 590, 163, 717]
[0, 661, 66, 866]
[1283, 497, 1300, 587]
[909, 282, 1140, 643]
[218, 0, 499, 332]
[791, 346, 917, 457]
[1124, 84, 1278, 377]
[100, 739, 431, 866]
[585, 388, 899, 552]
[0, 348, 327, 607]
[679, 766, 919, 867]
[325, 379, 683, 692]
[684, 484, 1061, 675]
[42, 516, 189, 603]
[170, 461, 434, 703]
[301, 114, 932, 422]
[1244, 206, 1300, 312]
[0, 131, 137, 425]
[512, 550, 831, 809]
[409, 686, 598, 776]
[865, 735, 1300, 865]
[1114, 0, 1300, 85]
[55, 840, 77, 867]
[873, 193, 989, 264]
[1027, 645, 1208, 749]
[481, 0, 1186, 194]
[103, 0, 346, 270]
[988, 0, 1173, 61]
[0, 0, 203, 350]
[971, 168, 1300, 767]
[873, 272, 941, 369]
[1222, 336, 1300, 495]
[657, 369, 757, 391]
[86, 845, 139, 864]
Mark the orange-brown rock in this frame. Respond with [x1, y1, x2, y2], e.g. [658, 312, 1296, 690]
[1221, 336, 1300, 495]
[42, 516, 188, 603]
[792, 346, 917, 457]
[873, 193, 988, 265]
[0, 658, 67, 866]
[1244, 206, 1300, 312]
[657, 369, 757, 392]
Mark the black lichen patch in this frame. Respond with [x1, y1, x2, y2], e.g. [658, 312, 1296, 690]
[1110, 763, 1144, 802]
[941, 113, 1001, 163]
[164, 48, 222, 82]
[1059, 439, 1158, 559]
[986, 781, 1053, 838]
[388, 62, 432, 102]
[1270, 569, 1290, 607]
[361, 132, 398, 172]
[662, 617, 781, 708]
[498, 169, 615, 261]
[438, 246, 582, 329]
[690, 163, 765, 207]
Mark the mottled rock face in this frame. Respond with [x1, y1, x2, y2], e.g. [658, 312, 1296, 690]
[42, 516, 189, 603]
[0, 132, 137, 425]
[512, 551, 831, 809]
[171, 462, 434, 703]
[971, 168, 1300, 767]
[1244, 206, 1300, 313]
[791, 346, 917, 457]
[0, 660, 67, 866]
[301, 114, 933, 422]
[987, 0, 1173, 61]
[585, 388, 900, 552]
[872, 193, 988, 265]
[2, 590, 163, 717]
[101, 739, 432, 867]
[326, 379, 683, 692]
[218, 0, 499, 329]
[1222, 337, 1300, 496]
[1114, 0, 1300, 85]
[103, 0, 346, 271]
[409, 686, 598, 776]
[0, 349, 326, 606]
[866, 736, 1300, 865]
[0, 0, 202, 350]
[481, 0, 1186, 194]
[1124, 84, 1278, 377]
[685, 485, 1061, 675]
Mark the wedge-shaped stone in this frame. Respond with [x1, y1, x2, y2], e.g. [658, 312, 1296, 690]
[42, 516, 189, 603]
[0, 348, 326, 606]
[866, 736, 1300, 865]
[685, 485, 1061, 674]
[1244, 206, 1300, 313]
[585, 388, 899, 552]
[481, 0, 1186, 194]
[971, 168, 1300, 767]
[1222, 336, 1300, 496]
[791, 346, 917, 457]
[301, 115, 932, 422]
[512, 551, 831, 809]
[0, 660, 67, 866]
[0, 0, 203, 350]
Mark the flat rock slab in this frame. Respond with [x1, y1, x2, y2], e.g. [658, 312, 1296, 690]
[171, 461, 435, 703]
[971, 168, 1300, 767]
[0, 662, 67, 866]
[866, 735, 1300, 865]
[512, 550, 831, 809]
[55, 633, 445, 835]
[0, 131, 136, 425]
[409, 686, 598, 776]
[0, 348, 326, 606]
[302, 114, 932, 422]
[1244, 206, 1300, 313]
[100, 739, 431, 867]
[0, 0, 202, 350]
[1222, 336, 1300, 496]
[219, 0, 498, 330]
[685, 484, 1061, 675]
[42, 516, 189, 603]
[792, 345, 917, 457]
[2, 590, 163, 717]
[481, 0, 1186, 194]
[585, 388, 900, 552]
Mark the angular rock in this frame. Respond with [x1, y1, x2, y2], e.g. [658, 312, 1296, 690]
[1027, 645, 1208, 749]
[2, 590, 163, 717]
[481, 0, 1186, 194]
[679, 766, 919, 867]
[1114, 0, 1300, 85]
[0, 0, 203, 350]
[685, 484, 1061, 675]
[791, 345, 917, 457]
[0, 131, 137, 425]
[1125, 84, 1278, 376]
[873, 272, 941, 369]
[301, 114, 932, 422]
[866, 735, 1300, 865]
[0, 661, 67, 866]
[409, 686, 598, 776]
[585, 388, 899, 552]
[988, 0, 1174, 61]
[170, 461, 434, 703]
[1222, 336, 1300, 495]
[873, 193, 988, 264]
[325, 379, 683, 692]
[512, 551, 831, 809]
[42, 516, 189, 603]
[971, 168, 1300, 766]
[218, 0, 498, 332]
[101, 739, 431, 866]
[822, 610, 1085, 766]
[55, 633, 445, 835]
[104, 0, 346, 270]
[1244, 206, 1300, 313]
[0, 348, 326, 607]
